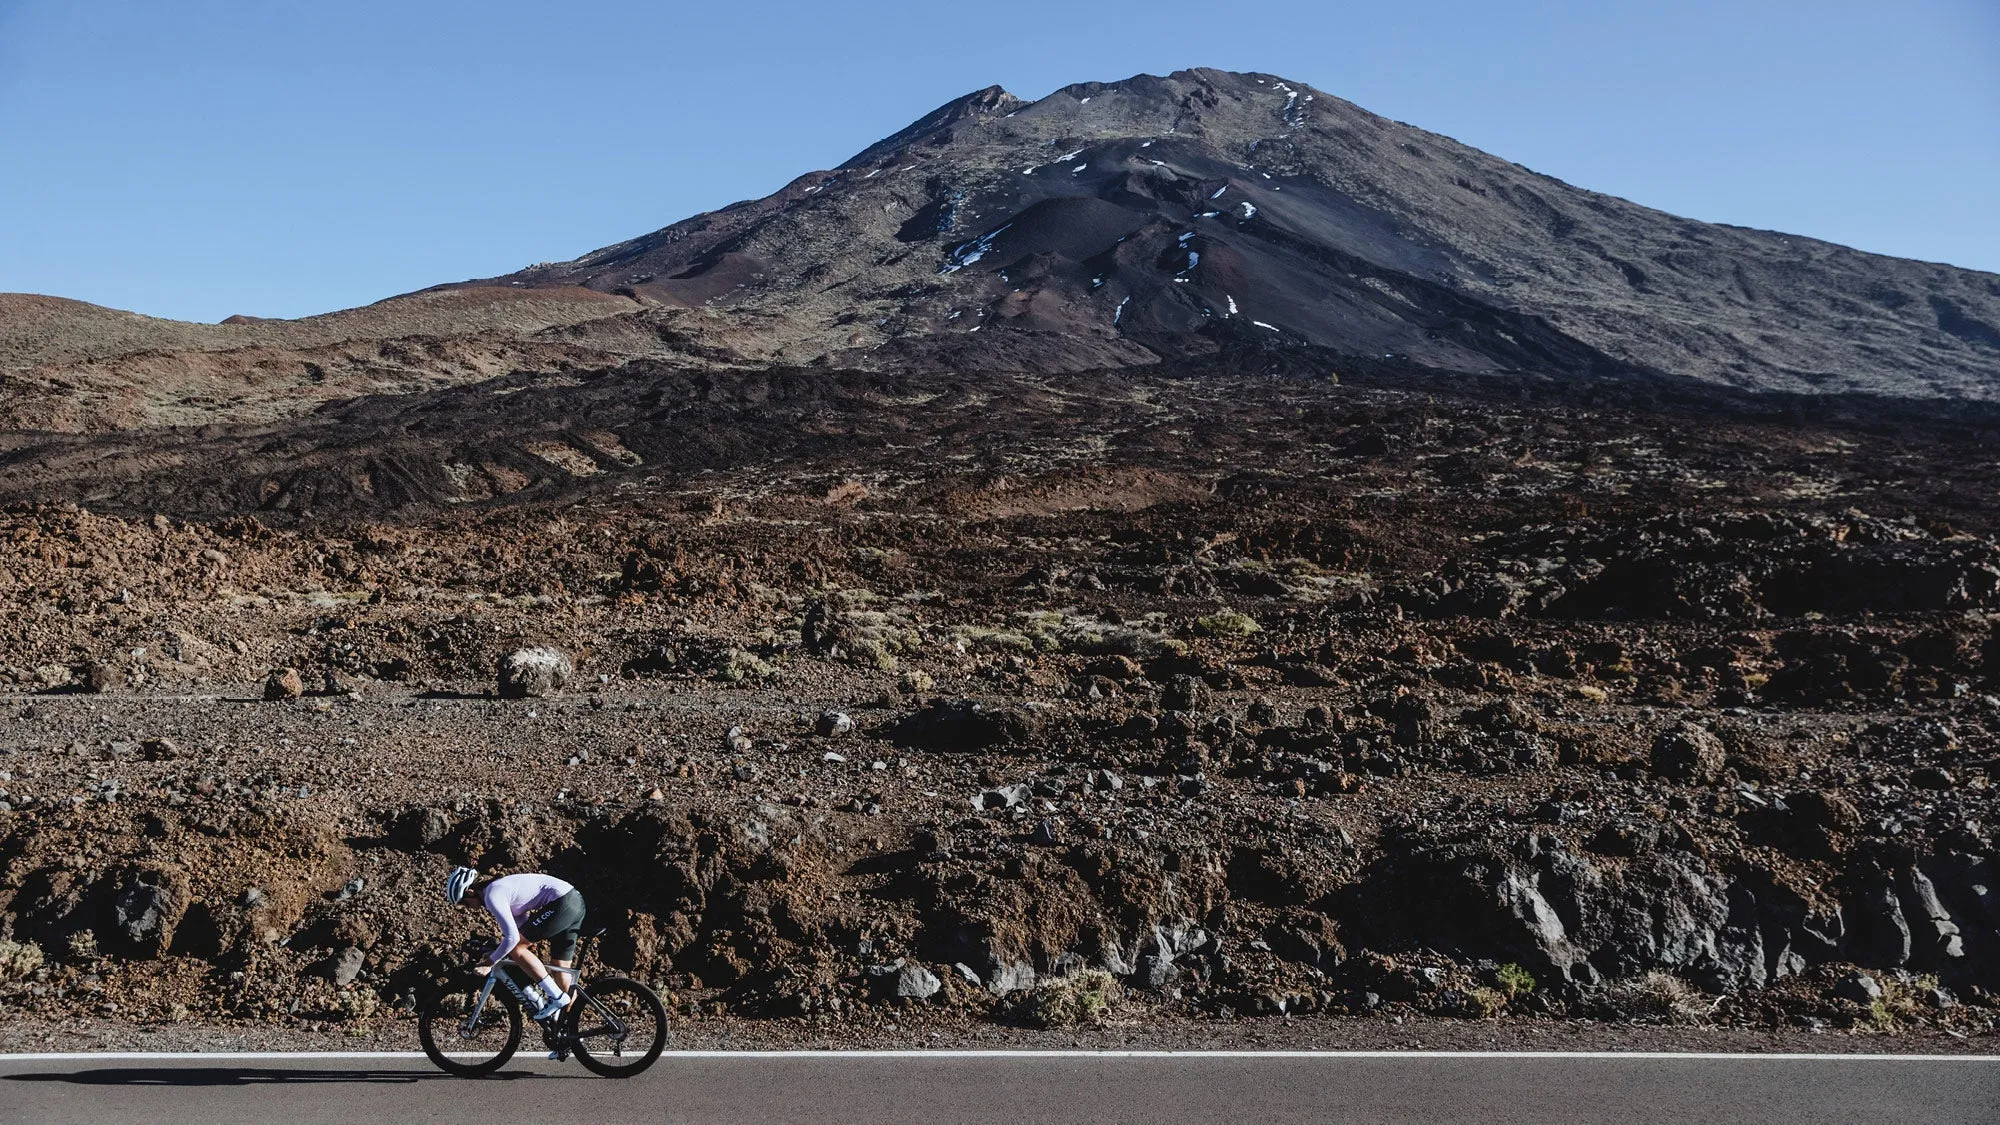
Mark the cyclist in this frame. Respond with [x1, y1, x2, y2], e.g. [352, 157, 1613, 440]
[446, 866, 585, 1022]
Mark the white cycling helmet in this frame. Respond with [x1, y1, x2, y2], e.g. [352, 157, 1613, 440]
[446, 866, 479, 904]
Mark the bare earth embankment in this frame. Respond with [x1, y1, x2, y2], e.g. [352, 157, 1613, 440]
[1, 363, 1997, 1051]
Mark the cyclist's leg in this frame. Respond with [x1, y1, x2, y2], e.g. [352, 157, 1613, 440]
[545, 930, 581, 999]
[546, 961, 575, 1000]
[527, 892, 586, 1000]
[507, 940, 552, 983]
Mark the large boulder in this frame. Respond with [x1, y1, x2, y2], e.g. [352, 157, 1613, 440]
[1901, 868, 1966, 963]
[107, 865, 188, 958]
[869, 960, 942, 1000]
[1350, 837, 1812, 993]
[892, 699, 1041, 751]
[497, 647, 573, 699]
[1651, 722, 1726, 784]
[1392, 694, 1442, 747]
[1846, 874, 1913, 968]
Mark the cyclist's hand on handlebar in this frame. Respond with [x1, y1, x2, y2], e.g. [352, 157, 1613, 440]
[473, 964, 492, 976]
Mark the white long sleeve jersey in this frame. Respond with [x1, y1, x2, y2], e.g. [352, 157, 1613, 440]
[480, 873, 575, 964]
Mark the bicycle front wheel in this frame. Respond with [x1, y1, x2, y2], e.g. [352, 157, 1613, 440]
[570, 976, 668, 1078]
[419, 979, 523, 1077]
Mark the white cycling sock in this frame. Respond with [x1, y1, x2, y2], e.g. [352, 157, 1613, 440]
[535, 973, 566, 1003]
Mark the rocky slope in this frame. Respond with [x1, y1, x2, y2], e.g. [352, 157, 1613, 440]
[1, 366, 1998, 1041]
[0, 288, 660, 432]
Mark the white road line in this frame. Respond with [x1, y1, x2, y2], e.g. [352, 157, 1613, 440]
[0, 1050, 1993, 1063]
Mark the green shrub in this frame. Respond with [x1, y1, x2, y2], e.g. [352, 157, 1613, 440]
[0, 940, 44, 981]
[1018, 970, 1120, 1029]
[716, 649, 777, 682]
[1494, 962, 1536, 999]
[845, 638, 899, 672]
[336, 988, 380, 1022]
[953, 626, 1035, 654]
[1193, 610, 1261, 639]
[1462, 986, 1508, 1018]
[1868, 974, 1938, 1028]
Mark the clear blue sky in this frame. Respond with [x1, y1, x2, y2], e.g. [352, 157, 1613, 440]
[2, 0, 1994, 323]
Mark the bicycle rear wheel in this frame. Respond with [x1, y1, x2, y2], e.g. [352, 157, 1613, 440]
[419, 979, 523, 1077]
[570, 976, 668, 1078]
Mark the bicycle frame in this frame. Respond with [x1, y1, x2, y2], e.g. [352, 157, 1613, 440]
[457, 937, 632, 1051]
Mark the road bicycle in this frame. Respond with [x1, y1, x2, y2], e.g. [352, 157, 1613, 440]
[418, 927, 667, 1078]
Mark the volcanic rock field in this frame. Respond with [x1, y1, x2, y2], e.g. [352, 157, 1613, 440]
[1, 68, 1999, 1047]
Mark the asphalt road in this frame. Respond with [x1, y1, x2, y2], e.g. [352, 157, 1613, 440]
[2, 1050, 1996, 1124]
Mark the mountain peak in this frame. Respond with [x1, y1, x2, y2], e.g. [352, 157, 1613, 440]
[841, 84, 1024, 169]
[435, 65, 1996, 399]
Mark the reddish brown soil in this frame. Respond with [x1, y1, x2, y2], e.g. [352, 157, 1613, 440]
[0, 362, 1996, 1045]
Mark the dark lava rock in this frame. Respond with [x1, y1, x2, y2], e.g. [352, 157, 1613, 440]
[1161, 674, 1212, 714]
[867, 960, 941, 1000]
[1392, 694, 1441, 747]
[1277, 661, 1342, 687]
[975, 784, 1030, 810]
[1351, 836, 1811, 993]
[1911, 767, 1955, 790]
[1846, 874, 1913, 968]
[1834, 971, 1884, 1004]
[1651, 722, 1726, 784]
[321, 945, 367, 987]
[893, 699, 1041, 751]
[1747, 790, 1860, 859]
[801, 600, 833, 654]
[394, 806, 452, 849]
[1466, 698, 1541, 733]
[108, 866, 186, 958]
[1086, 656, 1143, 682]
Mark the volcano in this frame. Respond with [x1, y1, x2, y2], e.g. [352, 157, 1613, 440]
[445, 67, 2000, 399]
[5, 67, 1999, 436]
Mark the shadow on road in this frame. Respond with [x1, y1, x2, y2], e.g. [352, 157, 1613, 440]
[5, 1066, 540, 1087]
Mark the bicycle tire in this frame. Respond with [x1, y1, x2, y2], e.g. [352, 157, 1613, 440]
[570, 976, 668, 1078]
[419, 977, 524, 1077]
